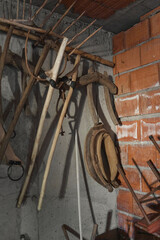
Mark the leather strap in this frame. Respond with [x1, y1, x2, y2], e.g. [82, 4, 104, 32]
[84, 123, 119, 191]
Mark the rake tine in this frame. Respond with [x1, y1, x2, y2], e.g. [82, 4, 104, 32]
[69, 26, 102, 56]
[67, 19, 96, 45]
[60, 10, 85, 36]
[40, 0, 63, 28]
[16, 0, 19, 19]
[31, 0, 48, 21]
[51, 0, 77, 32]
[34, 0, 76, 47]
[22, 0, 26, 19]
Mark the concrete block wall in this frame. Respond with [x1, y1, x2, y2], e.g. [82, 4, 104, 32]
[113, 7, 160, 239]
[0, 1, 117, 239]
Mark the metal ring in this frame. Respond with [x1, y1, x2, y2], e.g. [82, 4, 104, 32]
[7, 161, 24, 181]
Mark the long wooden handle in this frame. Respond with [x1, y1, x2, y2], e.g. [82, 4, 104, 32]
[38, 55, 81, 210]
[0, 25, 14, 120]
[0, 39, 51, 165]
[17, 37, 68, 208]
[90, 224, 98, 240]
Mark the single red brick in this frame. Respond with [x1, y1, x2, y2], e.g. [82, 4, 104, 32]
[117, 190, 133, 213]
[150, 12, 160, 37]
[113, 31, 125, 54]
[115, 93, 140, 117]
[128, 144, 157, 167]
[125, 19, 150, 49]
[118, 167, 140, 191]
[115, 73, 131, 95]
[115, 46, 141, 74]
[116, 120, 140, 141]
[140, 38, 160, 66]
[140, 6, 160, 21]
[140, 118, 160, 141]
[118, 212, 134, 238]
[140, 89, 160, 115]
[130, 64, 160, 92]
[118, 144, 128, 165]
[141, 168, 159, 192]
[132, 193, 157, 217]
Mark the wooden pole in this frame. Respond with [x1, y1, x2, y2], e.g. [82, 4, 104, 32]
[0, 41, 51, 164]
[17, 37, 68, 208]
[38, 54, 81, 210]
[0, 24, 114, 67]
[67, 46, 114, 67]
[0, 18, 63, 39]
[0, 25, 14, 120]
[90, 224, 98, 240]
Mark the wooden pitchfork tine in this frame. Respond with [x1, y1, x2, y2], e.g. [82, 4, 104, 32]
[17, 37, 68, 208]
[51, 0, 77, 32]
[31, 0, 48, 21]
[0, 40, 51, 164]
[69, 26, 103, 56]
[38, 54, 81, 210]
[60, 11, 86, 36]
[34, 0, 76, 47]
[40, 0, 63, 28]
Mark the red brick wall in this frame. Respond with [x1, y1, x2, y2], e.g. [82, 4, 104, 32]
[113, 8, 160, 239]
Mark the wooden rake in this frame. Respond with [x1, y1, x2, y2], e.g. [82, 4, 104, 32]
[17, 37, 68, 208]
[38, 54, 81, 210]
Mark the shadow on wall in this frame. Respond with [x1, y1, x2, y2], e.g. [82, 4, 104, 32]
[58, 58, 89, 199]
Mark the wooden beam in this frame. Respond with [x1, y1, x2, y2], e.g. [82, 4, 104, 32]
[0, 18, 63, 39]
[0, 24, 114, 68]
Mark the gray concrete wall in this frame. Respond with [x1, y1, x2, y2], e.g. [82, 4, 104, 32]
[0, 1, 118, 239]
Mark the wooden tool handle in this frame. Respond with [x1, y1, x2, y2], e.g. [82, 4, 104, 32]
[17, 37, 68, 208]
[38, 55, 81, 210]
